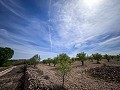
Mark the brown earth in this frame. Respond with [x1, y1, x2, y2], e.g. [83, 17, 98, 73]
[0, 65, 25, 90]
[0, 59, 120, 90]
[35, 59, 120, 90]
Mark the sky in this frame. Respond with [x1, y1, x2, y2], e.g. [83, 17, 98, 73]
[0, 0, 120, 60]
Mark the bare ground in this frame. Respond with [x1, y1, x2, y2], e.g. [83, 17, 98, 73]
[0, 65, 25, 90]
[0, 66, 16, 77]
[36, 59, 120, 90]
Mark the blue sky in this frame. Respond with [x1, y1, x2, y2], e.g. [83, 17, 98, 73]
[0, 0, 120, 60]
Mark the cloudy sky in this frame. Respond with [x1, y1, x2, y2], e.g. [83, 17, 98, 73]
[0, 0, 120, 59]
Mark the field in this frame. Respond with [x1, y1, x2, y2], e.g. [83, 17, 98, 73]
[0, 59, 120, 90]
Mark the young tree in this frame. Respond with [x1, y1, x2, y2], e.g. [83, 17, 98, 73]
[76, 52, 86, 66]
[116, 54, 120, 61]
[46, 58, 52, 66]
[88, 56, 93, 62]
[0, 47, 14, 66]
[56, 53, 71, 88]
[52, 57, 58, 67]
[110, 55, 114, 60]
[92, 53, 102, 64]
[42, 59, 47, 64]
[104, 54, 110, 62]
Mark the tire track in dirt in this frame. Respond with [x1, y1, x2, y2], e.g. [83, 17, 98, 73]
[0, 66, 16, 77]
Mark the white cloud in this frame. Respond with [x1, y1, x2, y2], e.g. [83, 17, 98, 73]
[0, 0, 120, 59]
[49, 0, 120, 54]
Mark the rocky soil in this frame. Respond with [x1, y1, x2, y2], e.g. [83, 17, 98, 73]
[87, 66, 120, 83]
[34, 60, 120, 90]
[0, 59, 120, 90]
[0, 65, 25, 90]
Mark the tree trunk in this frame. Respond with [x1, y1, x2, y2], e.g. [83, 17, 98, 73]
[0, 59, 5, 66]
[62, 73, 65, 88]
[97, 60, 99, 64]
[81, 61, 84, 66]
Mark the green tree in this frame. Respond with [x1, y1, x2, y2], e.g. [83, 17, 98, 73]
[110, 55, 114, 60]
[116, 54, 120, 61]
[88, 56, 93, 62]
[47, 58, 52, 66]
[42, 59, 47, 64]
[104, 54, 110, 62]
[56, 53, 71, 88]
[53, 57, 58, 67]
[57, 53, 70, 62]
[76, 52, 86, 66]
[0, 47, 14, 66]
[29, 54, 40, 67]
[71, 57, 76, 62]
[69, 57, 75, 64]
[92, 53, 102, 64]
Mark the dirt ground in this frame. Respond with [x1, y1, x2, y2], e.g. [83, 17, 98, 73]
[0, 65, 25, 90]
[36, 59, 120, 90]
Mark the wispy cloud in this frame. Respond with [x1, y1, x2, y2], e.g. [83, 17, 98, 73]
[49, 0, 120, 54]
[0, 0, 120, 59]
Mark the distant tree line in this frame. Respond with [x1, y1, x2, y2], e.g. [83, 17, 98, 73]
[0, 47, 41, 67]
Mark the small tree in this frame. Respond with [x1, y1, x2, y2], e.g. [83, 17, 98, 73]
[76, 52, 86, 66]
[88, 56, 93, 62]
[104, 54, 110, 62]
[92, 53, 102, 64]
[47, 58, 52, 66]
[56, 53, 71, 88]
[116, 54, 120, 61]
[42, 59, 47, 64]
[53, 57, 58, 67]
[110, 55, 114, 60]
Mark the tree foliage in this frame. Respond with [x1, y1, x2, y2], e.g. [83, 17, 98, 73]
[52, 57, 58, 67]
[92, 53, 102, 64]
[0, 47, 14, 66]
[116, 54, 120, 61]
[28, 54, 40, 66]
[76, 52, 86, 65]
[104, 54, 111, 62]
[56, 53, 71, 88]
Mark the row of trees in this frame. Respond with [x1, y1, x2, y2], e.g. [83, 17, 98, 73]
[41, 53, 120, 88]
[42, 53, 120, 66]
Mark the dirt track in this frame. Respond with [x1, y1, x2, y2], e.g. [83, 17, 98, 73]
[0, 66, 16, 77]
[37, 60, 120, 90]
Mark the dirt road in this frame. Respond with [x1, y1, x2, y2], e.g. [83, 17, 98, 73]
[0, 66, 16, 77]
